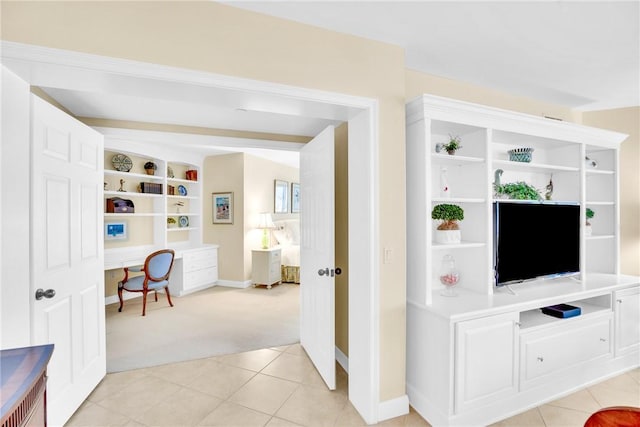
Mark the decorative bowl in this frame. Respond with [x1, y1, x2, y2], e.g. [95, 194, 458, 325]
[508, 147, 534, 163]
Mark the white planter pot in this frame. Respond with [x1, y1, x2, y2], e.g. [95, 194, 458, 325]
[585, 224, 592, 236]
[435, 229, 461, 244]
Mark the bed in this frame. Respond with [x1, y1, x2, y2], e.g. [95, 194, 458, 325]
[272, 219, 300, 283]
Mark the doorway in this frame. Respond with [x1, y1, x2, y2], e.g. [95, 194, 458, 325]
[1, 41, 380, 424]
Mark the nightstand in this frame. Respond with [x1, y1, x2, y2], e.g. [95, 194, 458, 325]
[252, 248, 282, 289]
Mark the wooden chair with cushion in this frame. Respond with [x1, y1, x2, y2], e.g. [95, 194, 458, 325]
[584, 406, 640, 427]
[117, 249, 175, 316]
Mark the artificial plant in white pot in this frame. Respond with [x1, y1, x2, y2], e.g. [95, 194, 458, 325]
[432, 203, 464, 244]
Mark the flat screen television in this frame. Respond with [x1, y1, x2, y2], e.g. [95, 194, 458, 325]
[493, 201, 580, 286]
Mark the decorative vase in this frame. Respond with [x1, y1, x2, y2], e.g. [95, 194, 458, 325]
[434, 229, 461, 244]
[439, 254, 460, 297]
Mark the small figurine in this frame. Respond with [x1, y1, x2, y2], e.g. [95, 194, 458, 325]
[440, 167, 451, 198]
[118, 179, 125, 192]
[545, 175, 554, 200]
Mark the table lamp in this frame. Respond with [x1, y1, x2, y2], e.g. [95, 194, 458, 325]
[257, 212, 275, 249]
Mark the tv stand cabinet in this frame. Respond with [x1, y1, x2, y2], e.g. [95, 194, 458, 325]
[405, 95, 639, 426]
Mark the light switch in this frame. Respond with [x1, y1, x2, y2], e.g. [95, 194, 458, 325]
[384, 248, 393, 264]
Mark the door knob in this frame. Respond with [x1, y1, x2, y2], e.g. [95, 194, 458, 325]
[35, 288, 56, 300]
[318, 267, 342, 277]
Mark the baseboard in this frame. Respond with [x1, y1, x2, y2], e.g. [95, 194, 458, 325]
[335, 346, 349, 373]
[104, 293, 138, 306]
[378, 394, 410, 422]
[216, 279, 252, 289]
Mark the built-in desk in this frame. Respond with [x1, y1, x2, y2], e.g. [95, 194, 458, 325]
[104, 244, 219, 297]
[1, 344, 54, 427]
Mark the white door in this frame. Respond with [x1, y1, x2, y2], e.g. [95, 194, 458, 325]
[31, 95, 106, 426]
[300, 125, 336, 389]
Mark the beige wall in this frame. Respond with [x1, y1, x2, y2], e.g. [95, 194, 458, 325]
[583, 107, 640, 276]
[406, 69, 582, 123]
[203, 153, 245, 282]
[335, 123, 349, 356]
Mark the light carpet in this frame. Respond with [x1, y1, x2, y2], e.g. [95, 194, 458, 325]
[106, 283, 300, 373]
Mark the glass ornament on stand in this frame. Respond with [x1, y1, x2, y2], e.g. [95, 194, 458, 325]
[439, 254, 460, 297]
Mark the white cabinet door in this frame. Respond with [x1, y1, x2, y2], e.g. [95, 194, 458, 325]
[455, 312, 519, 414]
[520, 315, 612, 390]
[615, 286, 640, 356]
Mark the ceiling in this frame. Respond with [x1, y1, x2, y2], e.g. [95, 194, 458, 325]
[10, 1, 637, 167]
[224, 1, 640, 111]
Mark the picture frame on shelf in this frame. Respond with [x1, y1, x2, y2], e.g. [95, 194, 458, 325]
[213, 192, 233, 224]
[105, 221, 128, 240]
[291, 182, 300, 213]
[274, 180, 289, 213]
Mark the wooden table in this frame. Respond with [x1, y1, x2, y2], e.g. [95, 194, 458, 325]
[1, 344, 54, 427]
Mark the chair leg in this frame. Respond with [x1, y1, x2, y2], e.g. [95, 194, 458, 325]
[165, 286, 174, 307]
[142, 290, 148, 316]
[117, 285, 124, 312]
[154, 290, 158, 302]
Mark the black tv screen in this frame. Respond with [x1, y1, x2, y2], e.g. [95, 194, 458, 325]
[493, 201, 580, 286]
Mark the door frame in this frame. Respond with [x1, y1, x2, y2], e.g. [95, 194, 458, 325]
[1, 41, 381, 424]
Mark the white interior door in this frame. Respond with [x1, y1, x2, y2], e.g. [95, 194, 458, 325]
[300, 125, 336, 389]
[31, 95, 106, 426]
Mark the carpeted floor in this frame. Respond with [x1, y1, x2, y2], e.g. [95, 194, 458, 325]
[106, 283, 300, 373]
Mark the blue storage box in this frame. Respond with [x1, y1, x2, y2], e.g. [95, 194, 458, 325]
[541, 304, 581, 318]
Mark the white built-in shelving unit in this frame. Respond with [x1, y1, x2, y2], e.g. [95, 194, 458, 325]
[405, 95, 639, 427]
[102, 132, 218, 296]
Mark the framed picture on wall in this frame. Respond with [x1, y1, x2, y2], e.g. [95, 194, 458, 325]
[212, 192, 233, 224]
[291, 182, 300, 213]
[274, 180, 289, 213]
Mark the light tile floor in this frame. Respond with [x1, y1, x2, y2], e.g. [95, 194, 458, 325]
[66, 345, 639, 427]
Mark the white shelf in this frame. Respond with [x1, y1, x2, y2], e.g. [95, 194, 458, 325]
[104, 169, 164, 181]
[432, 197, 485, 204]
[432, 153, 485, 166]
[104, 190, 162, 198]
[586, 234, 615, 241]
[167, 226, 199, 232]
[167, 195, 198, 200]
[168, 177, 198, 184]
[586, 169, 615, 176]
[104, 212, 163, 217]
[493, 159, 579, 174]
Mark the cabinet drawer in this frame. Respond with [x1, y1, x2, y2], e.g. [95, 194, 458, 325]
[520, 316, 612, 389]
[184, 266, 218, 289]
[183, 248, 217, 272]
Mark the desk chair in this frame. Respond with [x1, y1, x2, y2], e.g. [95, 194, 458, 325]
[117, 249, 175, 316]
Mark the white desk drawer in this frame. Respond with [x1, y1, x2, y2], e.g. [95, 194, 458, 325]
[184, 266, 218, 289]
[183, 248, 218, 272]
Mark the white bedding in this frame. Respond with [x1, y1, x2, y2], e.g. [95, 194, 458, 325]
[272, 219, 300, 266]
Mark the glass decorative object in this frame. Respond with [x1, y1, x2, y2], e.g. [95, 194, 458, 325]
[439, 254, 460, 297]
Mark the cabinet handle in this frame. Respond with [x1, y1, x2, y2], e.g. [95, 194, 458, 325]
[600, 338, 607, 342]
[617, 299, 623, 303]
[537, 356, 544, 362]
[515, 322, 522, 327]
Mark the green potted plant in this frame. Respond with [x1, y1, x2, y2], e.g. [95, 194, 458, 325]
[494, 181, 541, 200]
[431, 203, 464, 243]
[442, 135, 462, 155]
[144, 161, 157, 175]
[585, 208, 594, 236]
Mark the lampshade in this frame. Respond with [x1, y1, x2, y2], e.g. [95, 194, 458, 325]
[257, 212, 275, 229]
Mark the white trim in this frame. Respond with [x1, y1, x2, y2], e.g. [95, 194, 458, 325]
[335, 346, 349, 374]
[2, 41, 381, 424]
[104, 293, 138, 306]
[216, 279, 252, 289]
[378, 394, 410, 422]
